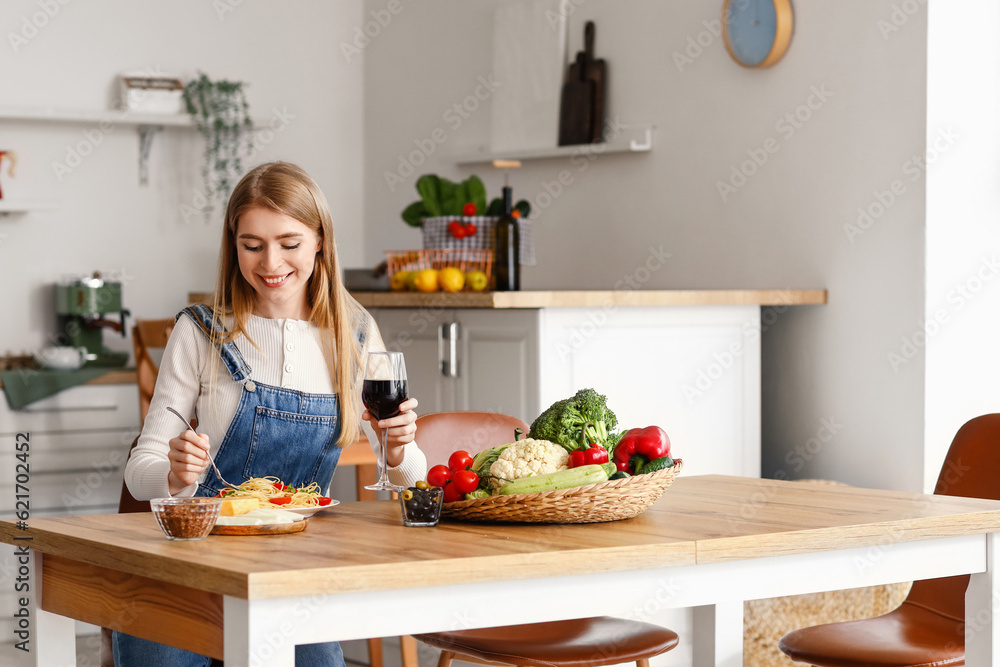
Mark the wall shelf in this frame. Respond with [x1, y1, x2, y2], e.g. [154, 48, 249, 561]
[0, 200, 58, 217]
[0, 105, 195, 128]
[453, 125, 655, 165]
[0, 105, 267, 186]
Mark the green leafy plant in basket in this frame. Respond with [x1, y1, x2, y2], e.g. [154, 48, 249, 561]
[183, 72, 255, 216]
[402, 174, 530, 227]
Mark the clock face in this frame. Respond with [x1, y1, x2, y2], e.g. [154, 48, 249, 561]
[724, 0, 793, 68]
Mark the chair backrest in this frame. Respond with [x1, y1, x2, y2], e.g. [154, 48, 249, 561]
[132, 318, 175, 427]
[904, 414, 1000, 620]
[414, 411, 529, 467]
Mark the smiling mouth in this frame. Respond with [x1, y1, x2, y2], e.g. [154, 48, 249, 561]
[260, 273, 292, 287]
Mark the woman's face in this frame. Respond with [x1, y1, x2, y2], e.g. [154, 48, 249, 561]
[235, 207, 322, 319]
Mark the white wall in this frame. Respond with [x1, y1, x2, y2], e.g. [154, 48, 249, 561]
[363, 0, 928, 492]
[924, 0, 1000, 492]
[0, 0, 365, 356]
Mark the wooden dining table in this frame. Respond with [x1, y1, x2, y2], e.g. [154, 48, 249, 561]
[4, 474, 1000, 667]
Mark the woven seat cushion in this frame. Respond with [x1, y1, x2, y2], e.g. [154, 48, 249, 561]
[414, 616, 679, 667]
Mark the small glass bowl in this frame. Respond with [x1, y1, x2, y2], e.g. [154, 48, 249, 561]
[399, 486, 444, 526]
[151, 497, 222, 541]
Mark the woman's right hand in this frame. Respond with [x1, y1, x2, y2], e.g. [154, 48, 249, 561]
[166, 429, 211, 494]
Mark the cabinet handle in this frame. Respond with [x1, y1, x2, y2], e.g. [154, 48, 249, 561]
[439, 321, 460, 378]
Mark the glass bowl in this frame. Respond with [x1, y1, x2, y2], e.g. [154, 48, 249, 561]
[399, 486, 444, 526]
[151, 497, 222, 541]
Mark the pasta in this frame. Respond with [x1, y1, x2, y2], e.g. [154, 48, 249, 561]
[218, 476, 330, 508]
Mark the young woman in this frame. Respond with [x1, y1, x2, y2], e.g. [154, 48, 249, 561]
[117, 162, 425, 667]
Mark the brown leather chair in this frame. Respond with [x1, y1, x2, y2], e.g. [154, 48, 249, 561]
[778, 413, 1000, 666]
[412, 411, 681, 667]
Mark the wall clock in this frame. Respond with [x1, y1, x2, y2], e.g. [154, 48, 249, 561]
[723, 0, 794, 68]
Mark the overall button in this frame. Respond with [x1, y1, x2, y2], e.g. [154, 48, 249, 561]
[285, 342, 295, 351]
[284, 363, 294, 373]
[244, 380, 257, 393]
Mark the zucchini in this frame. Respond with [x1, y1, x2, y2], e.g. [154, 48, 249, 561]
[498, 464, 609, 495]
[601, 462, 617, 477]
[642, 456, 674, 474]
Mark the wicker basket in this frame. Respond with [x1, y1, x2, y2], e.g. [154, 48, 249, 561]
[385, 249, 493, 290]
[441, 459, 682, 524]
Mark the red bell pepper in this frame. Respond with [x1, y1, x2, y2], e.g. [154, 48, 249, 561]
[567, 422, 611, 468]
[613, 426, 671, 473]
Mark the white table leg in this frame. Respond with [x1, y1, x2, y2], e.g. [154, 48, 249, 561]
[28, 550, 76, 667]
[967, 532, 1000, 666]
[224, 596, 295, 667]
[692, 601, 743, 667]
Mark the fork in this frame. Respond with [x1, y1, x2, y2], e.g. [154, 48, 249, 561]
[165, 406, 237, 490]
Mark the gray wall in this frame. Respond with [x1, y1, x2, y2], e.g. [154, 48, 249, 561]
[363, 0, 928, 491]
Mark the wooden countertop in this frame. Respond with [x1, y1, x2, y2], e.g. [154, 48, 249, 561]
[0, 369, 136, 389]
[348, 289, 827, 309]
[189, 289, 827, 309]
[5, 474, 999, 601]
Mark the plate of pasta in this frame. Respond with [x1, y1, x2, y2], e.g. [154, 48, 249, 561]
[217, 476, 339, 518]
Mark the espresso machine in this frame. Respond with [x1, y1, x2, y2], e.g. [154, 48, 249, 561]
[54, 272, 131, 367]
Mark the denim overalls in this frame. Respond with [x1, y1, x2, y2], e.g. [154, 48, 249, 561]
[113, 304, 346, 667]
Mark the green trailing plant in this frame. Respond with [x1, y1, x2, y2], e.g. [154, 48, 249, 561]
[182, 72, 254, 215]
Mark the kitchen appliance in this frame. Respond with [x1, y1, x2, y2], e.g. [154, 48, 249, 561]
[54, 272, 131, 367]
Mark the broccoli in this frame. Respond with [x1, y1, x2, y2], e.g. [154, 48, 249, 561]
[528, 388, 618, 452]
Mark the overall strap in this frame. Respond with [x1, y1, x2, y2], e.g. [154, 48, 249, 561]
[176, 305, 253, 383]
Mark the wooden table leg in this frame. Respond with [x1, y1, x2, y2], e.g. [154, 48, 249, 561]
[367, 637, 384, 667]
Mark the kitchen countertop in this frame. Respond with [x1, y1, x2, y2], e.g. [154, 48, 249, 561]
[347, 289, 827, 309]
[0, 368, 136, 389]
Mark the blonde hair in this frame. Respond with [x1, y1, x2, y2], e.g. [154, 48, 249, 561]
[208, 161, 369, 447]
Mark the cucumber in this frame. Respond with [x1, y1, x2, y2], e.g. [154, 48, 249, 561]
[610, 471, 631, 480]
[498, 464, 609, 495]
[642, 456, 674, 474]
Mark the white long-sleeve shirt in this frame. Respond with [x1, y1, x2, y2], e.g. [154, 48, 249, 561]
[125, 312, 426, 500]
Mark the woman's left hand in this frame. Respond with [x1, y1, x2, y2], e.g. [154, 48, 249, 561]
[364, 397, 418, 467]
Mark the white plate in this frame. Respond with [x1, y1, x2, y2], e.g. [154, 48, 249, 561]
[273, 499, 340, 517]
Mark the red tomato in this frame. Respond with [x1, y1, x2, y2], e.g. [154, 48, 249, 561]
[462, 202, 477, 216]
[269, 497, 293, 505]
[317, 497, 332, 506]
[448, 450, 473, 472]
[463, 222, 477, 237]
[426, 464, 453, 488]
[448, 220, 466, 239]
[452, 469, 479, 494]
[568, 450, 586, 468]
[273, 482, 285, 490]
[443, 483, 465, 502]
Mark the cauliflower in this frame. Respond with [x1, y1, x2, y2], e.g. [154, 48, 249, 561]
[488, 438, 568, 490]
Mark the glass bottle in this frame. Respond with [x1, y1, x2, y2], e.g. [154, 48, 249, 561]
[492, 186, 520, 291]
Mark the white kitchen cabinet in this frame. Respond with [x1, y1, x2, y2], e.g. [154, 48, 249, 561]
[369, 301, 762, 479]
[370, 308, 539, 419]
[0, 381, 139, 654]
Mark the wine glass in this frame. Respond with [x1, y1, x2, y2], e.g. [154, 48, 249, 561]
[362, 351, 408, 492]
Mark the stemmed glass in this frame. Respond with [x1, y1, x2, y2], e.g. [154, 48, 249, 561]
[362, 351, 408, 492]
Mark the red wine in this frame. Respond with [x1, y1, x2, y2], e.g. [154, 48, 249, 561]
[493, 185, 520, 291]
[362, 379, 408, 420]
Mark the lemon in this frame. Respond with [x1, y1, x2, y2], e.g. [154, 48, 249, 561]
[466, 270, 489, 292]
[413, 268, 439, 293]
[390, 271, 411, 291]
[439, 267, 466, 293]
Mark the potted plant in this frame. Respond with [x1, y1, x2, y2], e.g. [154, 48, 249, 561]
[183, 72, 254, 216]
